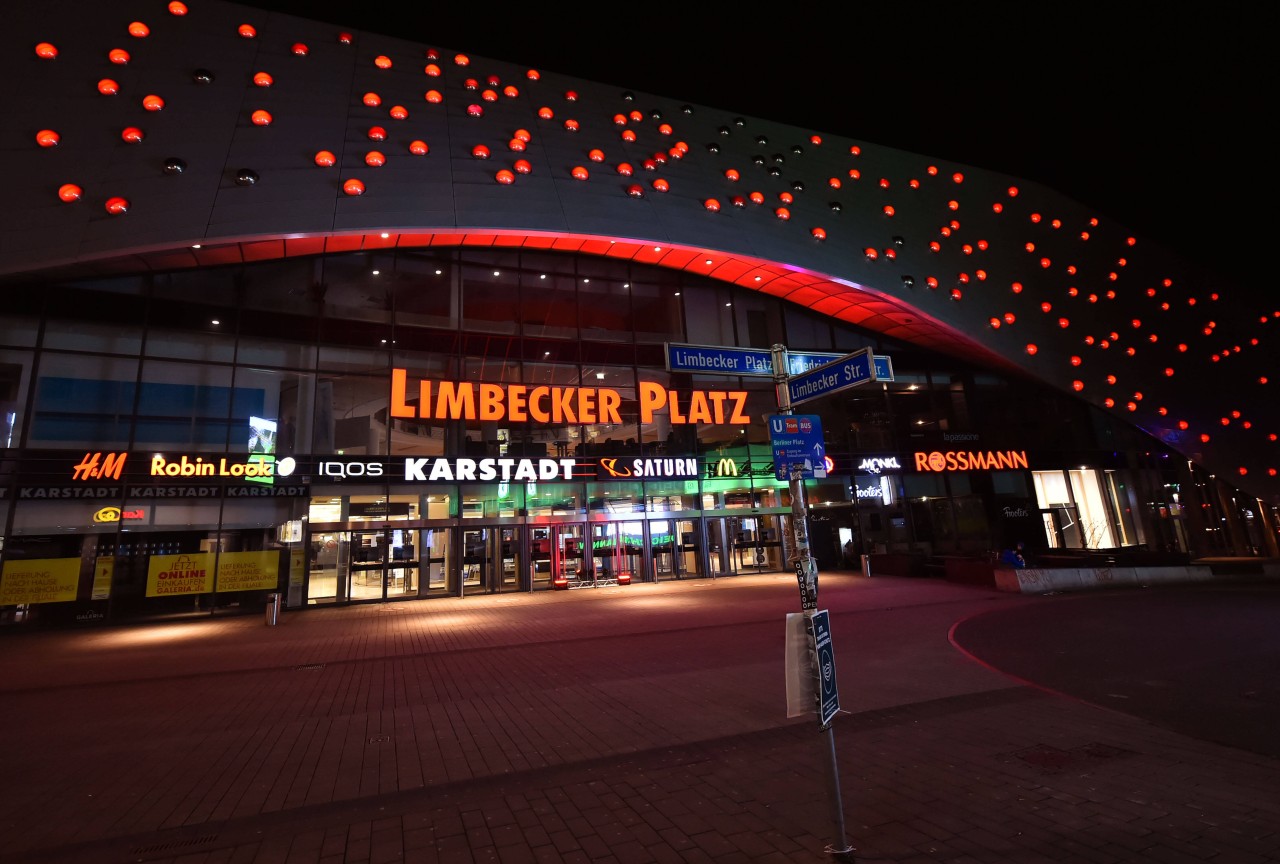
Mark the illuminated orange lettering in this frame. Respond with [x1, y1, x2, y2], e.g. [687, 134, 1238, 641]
[687, 391, 712, 424]
[709, 391, 727, 424]
[552, 387, 577, 424]
[598, 388, 621, 424]
[479, 384, 505, 421]
[508, 385, 528, 422]
[727, 392, 750, 425]
[668, 389, 687, 423]
[639, 381, 666, 423]
[437, 382, 476, 419]
[528, 386, 550, 423]
[390, 368, 414, 418]
[915, 452, 929, 470]
[577, 387, 597, 424]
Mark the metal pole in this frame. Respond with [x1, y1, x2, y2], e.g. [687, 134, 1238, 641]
[772, 344, 854, 862]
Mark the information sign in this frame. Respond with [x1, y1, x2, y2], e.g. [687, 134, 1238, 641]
[768, 414, 826, 480]
[811, 609, 840, 727]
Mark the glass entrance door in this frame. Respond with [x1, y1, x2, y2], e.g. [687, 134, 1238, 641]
[347, 528, 389, 601]
[707, 517, 740, 577]
[461, 526, 522, 595]
[543, 523, 585, 589]
[589, 522, 640, 585]
[421, 527, 455, 595]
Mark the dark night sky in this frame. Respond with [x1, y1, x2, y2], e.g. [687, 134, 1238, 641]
[247, 2, 1270, 289]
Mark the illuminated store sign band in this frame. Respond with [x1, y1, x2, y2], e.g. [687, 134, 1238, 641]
[390, 370, 752, 425]
[913, 450, 1029, 471]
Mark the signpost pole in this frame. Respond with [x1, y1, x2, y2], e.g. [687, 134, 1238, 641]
[772, 344, 854, 862]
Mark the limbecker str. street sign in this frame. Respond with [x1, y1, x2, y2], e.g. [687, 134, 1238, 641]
[786, 347, 878, 407]
[665, 343, 894, 382]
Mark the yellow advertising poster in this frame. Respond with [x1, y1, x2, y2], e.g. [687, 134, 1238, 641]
[0, 558, 82, 605]
[146, 553, 214, 597]
[216, 550, 280, 593]
[288, 549, 305, 587]
[92, 557, 114, 600]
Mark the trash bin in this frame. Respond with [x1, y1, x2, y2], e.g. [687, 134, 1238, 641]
[265, 592, 282, 626]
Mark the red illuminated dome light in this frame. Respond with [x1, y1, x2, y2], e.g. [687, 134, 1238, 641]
[571, 166, 589, 180]
[409, 140, 429, 155]
[513, 160, 531, 174]
[98, 79, 120, 95]
[121, 126, 144, 143]
[495, 169, 515, 185]
[35, 42, 58, 59]
[254, 72, 273, 87]
[105, 196, 129, 214]
[314, 150, 336, 167]
[374, 55, 392, 69]
[142, 94, 164, 111]
[128, 21, 150, 38]
[251, 110, 272, 126]
[365, 151, 386, 167]
[363, 92, 381, 107]
[704, 198, 723, 211]
[425, 90, 443, 104]
[168, 1, 188, 13]
[109, 48, 130, 64]
[57, 183, 81, 202]
[342, 178, 365, 196]
[238, 24, 256, 38]
[292, 43, 309, 56]
[36, 129, 60, 147]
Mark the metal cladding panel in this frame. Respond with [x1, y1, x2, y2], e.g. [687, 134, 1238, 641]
[2, 0, 1277, 498]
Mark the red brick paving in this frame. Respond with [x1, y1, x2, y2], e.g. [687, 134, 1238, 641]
[0, 574, 1277, 863]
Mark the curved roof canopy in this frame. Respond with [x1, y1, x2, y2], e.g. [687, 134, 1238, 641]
[6, 1, 1278, 500]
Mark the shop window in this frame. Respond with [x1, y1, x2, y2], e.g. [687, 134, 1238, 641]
[28, 354, 139, 447]
[460, 256, 519, 335]
[42, 319, 144, 355]
[629, 273, 684, 344]
[0, 355, 31, 448]
[520, 256, 577, 339]
[682, 284, 735, 346]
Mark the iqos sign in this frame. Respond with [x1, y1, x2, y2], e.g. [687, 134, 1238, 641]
[318, 460, 385, 479]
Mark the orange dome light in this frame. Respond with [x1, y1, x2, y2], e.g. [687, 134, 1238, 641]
[342, 178, 365, 196]
[57, 183, 82, 202]
[314, 150, 336, 167]
[128, 22, 150, 38]
[36, 129, 60, 147]
[35, 42, 58, 59]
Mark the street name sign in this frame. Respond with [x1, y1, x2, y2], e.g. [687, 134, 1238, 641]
[666, 343, 893, 382]
[786, 347, 877, 406]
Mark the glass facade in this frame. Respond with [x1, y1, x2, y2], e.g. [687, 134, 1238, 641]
[0, 248, 1267, 627]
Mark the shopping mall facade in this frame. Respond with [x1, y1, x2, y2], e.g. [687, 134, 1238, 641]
[3, 1, 1277, 625]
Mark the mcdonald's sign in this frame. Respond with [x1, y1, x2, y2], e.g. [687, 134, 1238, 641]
[709, 458, 740, 478]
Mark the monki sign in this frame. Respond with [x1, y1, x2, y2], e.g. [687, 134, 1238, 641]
[390, 369, 752, 425]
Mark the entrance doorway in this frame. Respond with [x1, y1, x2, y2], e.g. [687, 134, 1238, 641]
[343, 528, 420, 602]
[461, 526, 522, 594]
[530, 523, 585, 589]
[589, 521, 641, 585]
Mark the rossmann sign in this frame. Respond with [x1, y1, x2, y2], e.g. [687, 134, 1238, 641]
[390, 370, 752, 425]
[912, 450, 1029, 471]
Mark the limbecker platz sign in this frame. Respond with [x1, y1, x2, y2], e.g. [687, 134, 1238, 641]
[390, 370, 753, 426]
